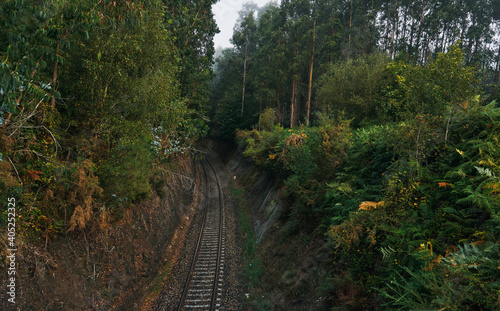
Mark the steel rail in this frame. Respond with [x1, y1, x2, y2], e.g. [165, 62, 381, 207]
[177, 160, 209, 311]
[205, 158, 224, 311]
[177, 156, 224, 311]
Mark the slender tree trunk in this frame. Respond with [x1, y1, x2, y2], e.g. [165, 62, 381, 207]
[421, 33, 429, 63]
[444, 107, 453, 146]
[291, 80, 296, 128]
[329, 4, 337, 65]
[390, 0, 398, 58]
[277, 79, 281, 125]
[466, 14, 476, 63]
[408, 10, 416, 60]
[347, 0, 353, 61]
[460, 15, 467, 43]
[402, 5, 408, 50]
[415, 1, 425, 62]
[473, 37, 479, 63]
[51, 61, 58, 109]
[276, 37, 281, 125]
[241, 35, 249, 118]
[494, 44, 500, 86]
[440, 24, 447, 52]
[291, 79, 298, 127]
[306, 5, 317, 126]
[361, 4, 368, 55]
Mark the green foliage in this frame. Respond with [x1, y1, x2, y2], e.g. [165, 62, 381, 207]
[238, 113, 352, 232]
[0, 0, 217, 240]
[316, 52, 393, 126]
[224, 1, 500, 310]
[384, 44, 479, 121]
[240, 97, 500, 309]
[382, 243, 500, 310]
[99, 133, 154, 203]
[323, 101, 500, 309]
[258, 108, 277, 131]
[162, 0, 219, 110]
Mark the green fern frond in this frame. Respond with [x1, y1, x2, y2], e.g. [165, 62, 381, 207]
[380, 245, 397, 260]
[442, 206, 459, 215]
[445, 167, 467, 180]
[475, 166, 495, 178]
[441, 244, 491, 269]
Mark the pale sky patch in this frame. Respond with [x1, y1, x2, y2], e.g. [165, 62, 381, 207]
[212, 0, 280, 49]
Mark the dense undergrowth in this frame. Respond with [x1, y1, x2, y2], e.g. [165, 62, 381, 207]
[0, 1, 216, 308]
[237, 48, 500, 310]
[0, 0, 215, 244]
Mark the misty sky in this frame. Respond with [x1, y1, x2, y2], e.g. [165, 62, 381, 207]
[212, 0, 280, 49]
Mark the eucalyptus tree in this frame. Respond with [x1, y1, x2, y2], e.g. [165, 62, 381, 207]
[251, 2, 288, 125]
[211, 49, 248, 139]
[375, 0, 498, 65]
[280, 0, 317, 127]
[232, 9, 258, 118]
[162, 0, 219, 110]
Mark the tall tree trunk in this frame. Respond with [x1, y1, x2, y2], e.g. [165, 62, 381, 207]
[459, 15, 467, 43]
[241, 35, 249, 118]
[291, 79, 299, 128]
[347, 0, 353, 61]
[440, 24, 447, 52]
[329, 4, 337, 65]
[408, 9, 416, 60]
[466, 14, 476, 63]
[473, 37, 479, 63]
[306, 4, 317, 126]
[402, 5, 408, 50]
[415, 1, 425, 62]
[276, 37, 281, 125]
[390, 0, 398, 58]
[494, 44, 500, 86]
[421, 33, 429, 63]
[51, 61, 58, 110]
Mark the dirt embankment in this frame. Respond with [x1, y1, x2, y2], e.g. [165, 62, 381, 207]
[0, 156, 199, 311]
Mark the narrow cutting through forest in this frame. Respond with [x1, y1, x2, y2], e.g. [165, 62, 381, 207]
[150, 152, 245, 311]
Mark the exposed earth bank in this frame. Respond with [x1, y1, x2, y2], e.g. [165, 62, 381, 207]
[1, 156, 199, 310]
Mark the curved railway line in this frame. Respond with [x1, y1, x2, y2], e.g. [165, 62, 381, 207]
[177, 157, 226, 311]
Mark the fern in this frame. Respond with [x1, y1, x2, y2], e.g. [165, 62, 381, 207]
[382, 243, 500, 310]
[441, 243, 491, 269]
[456, 184, 496, 211]
[380, 245, 397, 260]
[475, 166, 496, 178]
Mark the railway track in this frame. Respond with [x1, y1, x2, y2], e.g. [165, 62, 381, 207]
[177, 157, 226, 311]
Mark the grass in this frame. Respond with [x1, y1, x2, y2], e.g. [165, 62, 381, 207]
[150, 259, 175, 294]
[231, 182, 264, 288]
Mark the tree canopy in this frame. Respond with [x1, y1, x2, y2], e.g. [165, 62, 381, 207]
[0, 0, 216, 235]
[210, 0, 500, 136]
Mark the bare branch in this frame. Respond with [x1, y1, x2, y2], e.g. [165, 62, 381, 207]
[7, 156, 23, 186]
[8, 99, 44, 137]
[21, 125, 61, 156]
